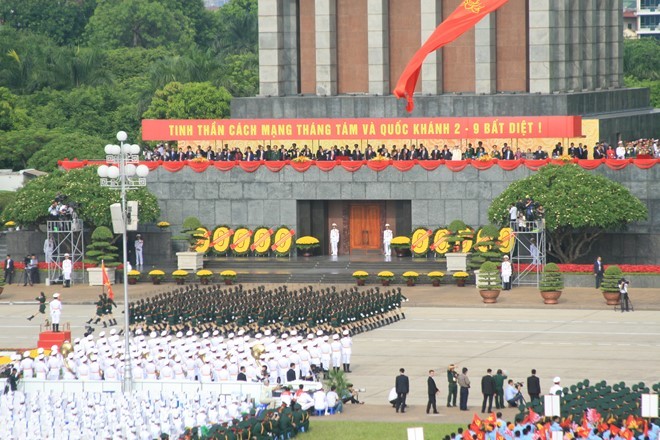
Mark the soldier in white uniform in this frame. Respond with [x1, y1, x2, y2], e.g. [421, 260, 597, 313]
[62, 253, 72, 288]
[330, 334, 342, 373]
[340, 329, 353, 373]
[50, 292, 63, 332]
[383, 224, 393, 256]
[330, 223, 340, 256]
[20, 351, 34, 378]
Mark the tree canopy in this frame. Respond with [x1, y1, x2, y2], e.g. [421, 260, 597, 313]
[488, 165, 648, 263]
[143, 82, 232, 120]
[0, 167, 160, 229]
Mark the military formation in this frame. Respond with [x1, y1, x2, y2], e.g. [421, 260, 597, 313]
[128, 284, 406, 338]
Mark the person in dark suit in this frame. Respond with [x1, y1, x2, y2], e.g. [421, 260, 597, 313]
[395, 368, 409, 413]
[237, 366, 247, 382]
[286, 363, 297, 382]
[526, 369, 541, 402]
[594, 256, 604, 288]
[4, 255, 14, 285]
[426, 369, 439, 414]
[481, 368, 496, 413]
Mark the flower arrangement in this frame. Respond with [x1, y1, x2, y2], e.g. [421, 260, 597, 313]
[378, 270, 394, 285]
[4, 221, 16, 228]
[352, 270, 369, 285]
[148, 269, 165, 284]
[219, 269, 236, 285]
[197, 269, 214, 285]
[427, 271, 445, 286]
[402, 271, 419, 286]
[295, 236, 320, 255]
[190, 157, 209, 163]
[292, 156, 311, 163]
[390, 236, 411, 256]
[127, 269, 141, 285]
[556, 155, 573, 163]
[157, 221, 170, 229]
[475, 154, 492, 162]
[453, 272, 469, 279]
[370, 155, 389, 161]
[172, 269, 189, 285]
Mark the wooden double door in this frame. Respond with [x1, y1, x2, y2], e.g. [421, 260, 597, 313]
[349, 204, 382, 252]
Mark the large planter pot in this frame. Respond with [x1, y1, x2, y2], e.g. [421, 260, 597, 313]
[406, 279, 416, 286]
[479, 289, 500, 304]
[356, 279, 366, 286]
[151, 277, 162, 285]
[446, 253, 469, 272]
[223, 279, 233, 285]
[431, 279, 441, 287]
[199, 277, 211, 285]
[540, 290, 562, 305]
[127, 278, 138, 285]
[87, 267, 116, 286]
[175, 278, 185, 285]
[176, 252, 204, 270]
[381, 279, 391, 286]
[455, 278, 467, 287]
[602, 291, 621, 306]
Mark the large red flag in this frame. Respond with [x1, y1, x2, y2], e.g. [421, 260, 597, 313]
[101, 260, 115, 300]
[393, 0, 510, 112]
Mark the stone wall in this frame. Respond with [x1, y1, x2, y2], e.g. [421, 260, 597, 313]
[147, 163, 660, 264]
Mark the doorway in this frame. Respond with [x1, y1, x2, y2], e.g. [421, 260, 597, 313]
[349, 204, 382, 252]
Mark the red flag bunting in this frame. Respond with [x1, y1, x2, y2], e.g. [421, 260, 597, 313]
[393, 0, 511, 112]
[101, 260, 114, 300]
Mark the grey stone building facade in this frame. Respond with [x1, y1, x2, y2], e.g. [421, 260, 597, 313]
[147, 163, 660, 264]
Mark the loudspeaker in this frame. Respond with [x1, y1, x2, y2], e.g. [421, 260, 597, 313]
[110, 203, 124, 234]
[110, 201, 139, 233]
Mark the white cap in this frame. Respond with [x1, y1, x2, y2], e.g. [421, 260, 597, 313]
[332, 223, 337, 226]
[553, 376, 561, 383]
[385, 223, 390, 227]
[343, 330, 349, 336]
[332, 334, 339, 340]
[64, 253, 70, 257]
[53, 293, 60, 298]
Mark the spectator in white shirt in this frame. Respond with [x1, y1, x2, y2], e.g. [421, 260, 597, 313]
[326, 385, 343, 414]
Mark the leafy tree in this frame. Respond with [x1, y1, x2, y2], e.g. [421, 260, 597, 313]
[0, 127, 53, 170]
[625, 76, 660, 108]
[488, 165, 648, 263]
[0, 191, 17, 218]
[623, 38, 660, 81]
[49, 46, 113, 89]
[84, 0, 195, 50]
[142, 82, 231, 119]
[212, 0, 258, 55]
[0, 0, 96, 46]
[0, 167, 160, 229]
[0, 87, 30, 132]
[217, 52, 259, 97]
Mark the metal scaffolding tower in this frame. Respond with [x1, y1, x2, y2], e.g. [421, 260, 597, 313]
[46, 219, 85, 286]
[510, 220, 546, 287]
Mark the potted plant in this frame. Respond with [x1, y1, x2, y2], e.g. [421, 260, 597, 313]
[445, 220, 473, 271]
[172, 269, 189, 285]
[175, 217, 205, 270]
[453, 271, 469, 287]
[402, 271, 419, 286]
[477, 261, 501, 303]
[469, 225, 503, 270]
[352, 271, 369, 286]
[4, 220, 16, 231]
[539, 263, 563, 304]
[295, 236, 320, 256]
[148, 269, 165, 285]
[197, 269, 214, 285]
[600, 265, 623, 305]
[390, 236, 411, 257]
[127, 270, 141, 285]
[378, 271, 395, 286]
[85, 226, 119, 286]
[427, 271, 445, 287]
[219, 270, 236, 285]
[156, 221, 170, 229]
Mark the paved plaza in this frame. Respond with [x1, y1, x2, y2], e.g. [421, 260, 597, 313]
[0, 282, 658, 424]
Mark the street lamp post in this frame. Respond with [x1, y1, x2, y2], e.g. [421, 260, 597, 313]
[97, 131, 150, 393]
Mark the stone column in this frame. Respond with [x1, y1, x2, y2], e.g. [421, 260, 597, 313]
[609, 0, 623, 87]
[474, 13, 497, 94]
[582, 1, 594, 90]
[528, 0, 552, 93]
[368, 0, 389, 95]
[258, 0, 298, 96]
[420, 0, 442, 95]
[315, 0, 337, 96]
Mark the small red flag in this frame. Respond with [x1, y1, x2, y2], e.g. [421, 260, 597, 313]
[102, 260, 114, 300]
[393, 0, 511, 112]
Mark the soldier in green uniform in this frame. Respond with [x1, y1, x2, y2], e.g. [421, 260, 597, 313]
[447, 364, 458, 407]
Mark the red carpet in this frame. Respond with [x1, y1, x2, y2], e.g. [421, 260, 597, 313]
[37, 331, 72, 350]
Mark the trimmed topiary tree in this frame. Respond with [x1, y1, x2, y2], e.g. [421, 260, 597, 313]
[601, 265, 623, 305]
[85, 226, 119, 266]
[539, 263, 563, 304]
[175, 216, 204, 251]
[477, 261, 500, 303]
[470, 224, 503, 269]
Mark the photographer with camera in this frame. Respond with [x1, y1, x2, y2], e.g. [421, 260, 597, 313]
[504, 379, 525, 407]
[619, 278, 631, 312]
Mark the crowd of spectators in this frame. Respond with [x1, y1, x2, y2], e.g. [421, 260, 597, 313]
[141, 138, 659, 162]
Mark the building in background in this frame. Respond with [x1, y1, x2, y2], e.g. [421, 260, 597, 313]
[233, 0, 659, 142]
[636, 0, 660, 38]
